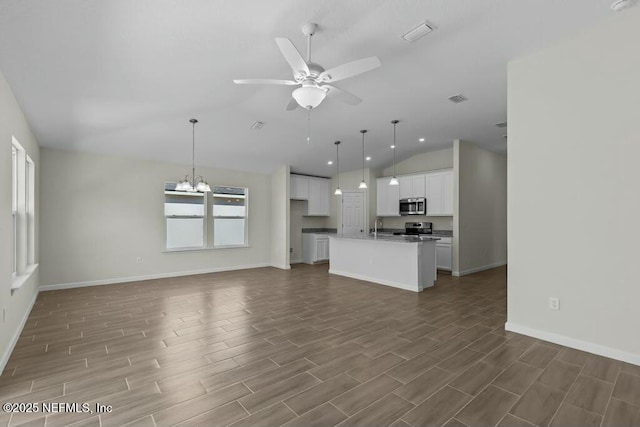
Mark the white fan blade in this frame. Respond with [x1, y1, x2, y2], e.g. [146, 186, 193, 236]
[319, 56, 381, 83]
[275, 38, 310, 75]
[286, 97, 299, 111]
[323, 84, 362, 106]
[233, 79, 297, 85]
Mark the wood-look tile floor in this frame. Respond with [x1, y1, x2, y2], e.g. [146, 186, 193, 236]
[1, 265, 639, 427]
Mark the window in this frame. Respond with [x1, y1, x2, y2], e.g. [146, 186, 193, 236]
[162, 183, 248, 251]
[26, 156, 35, 265]
[11, 136, 37, 288]
[11, 145, 17, 277]
[164, 183, 205, 250]
[213, 186, 248, 247]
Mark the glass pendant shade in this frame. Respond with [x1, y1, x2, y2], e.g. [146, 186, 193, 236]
[334, 188, 342, 195]
[196, 181, 211, 192]
[292, 86, 326, 109]
[359, 180, 368, 189]
[389, 176, 399, 186]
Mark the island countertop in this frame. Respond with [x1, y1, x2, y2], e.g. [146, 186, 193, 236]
[329, 234, 440, 244]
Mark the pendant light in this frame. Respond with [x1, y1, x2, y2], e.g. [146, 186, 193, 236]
[389, 120, 400, 186]
[334, 141, 342, 195]
[175, 119, 211, 192]
[359, 130, 368, 189]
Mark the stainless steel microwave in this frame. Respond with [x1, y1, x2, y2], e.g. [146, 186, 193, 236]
[400, 198, 426, 215]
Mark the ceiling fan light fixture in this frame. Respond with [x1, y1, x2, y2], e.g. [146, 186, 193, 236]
[292, 86, 326, 109]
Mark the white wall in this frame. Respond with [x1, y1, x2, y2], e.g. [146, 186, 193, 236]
[507, 8, 640, 364]
[39, 148, 272, 287]
[269, 165, 290, 269]
[453, 140, 507, 275]
[382, 147, 453, 176]
[0, 70, 40, 371]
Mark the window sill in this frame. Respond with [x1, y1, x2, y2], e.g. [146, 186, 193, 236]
[11, 263, 39, 294]
[162, 244, 251, 253]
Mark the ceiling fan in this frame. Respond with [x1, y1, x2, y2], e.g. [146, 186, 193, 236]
[233, 23, 381, 111]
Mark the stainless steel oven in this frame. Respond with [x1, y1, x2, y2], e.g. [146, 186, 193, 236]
[399, 198, 426, 216]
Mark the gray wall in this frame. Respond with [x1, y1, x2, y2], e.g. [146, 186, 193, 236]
[454, 140, 507, 275]
[507, 8, 640, 363]
[0, 70, 40, 370]
[40, 148, 273, 287]
[269, 165, 290, 269]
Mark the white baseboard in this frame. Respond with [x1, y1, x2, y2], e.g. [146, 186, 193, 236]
[453, 261, 507, 277]
[505, 322, 640, 367]
[329, 269, 421, 293]
[40, 263, 272, 291]
[0, 290, 38, 375]
[289, 259, 303, 264]
[270, 263, 291, 270]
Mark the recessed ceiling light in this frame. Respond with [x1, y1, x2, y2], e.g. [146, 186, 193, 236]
[448, 94, 468, 103]
[327, 160, 333, 165]
[419, 138, 425, 142]
[390, 145, 396, 149]
[250, 121, 265, 130]
[366, 156, 372, 161]
[401, 21, 436, 42]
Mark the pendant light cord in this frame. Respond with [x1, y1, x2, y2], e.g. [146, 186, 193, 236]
[336, 142, 340, 188]
[307, 109, 311, 144]
[191, 120, 196, 186]
[392, 122, 397, 177]
[362, 132, 365, 181]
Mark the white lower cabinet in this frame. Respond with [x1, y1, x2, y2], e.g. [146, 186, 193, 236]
[302, 233, 330, 264]
[436, 237, 453, 271]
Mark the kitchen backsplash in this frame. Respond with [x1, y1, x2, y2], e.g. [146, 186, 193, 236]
[380, 216, 453, 231]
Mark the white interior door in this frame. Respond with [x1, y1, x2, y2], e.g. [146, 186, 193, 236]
[341, 191, 365, 235]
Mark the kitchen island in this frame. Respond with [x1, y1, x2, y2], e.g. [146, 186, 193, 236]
[329, 234, 439, 292]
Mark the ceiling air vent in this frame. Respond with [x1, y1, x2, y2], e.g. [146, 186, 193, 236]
[402, 21, 436, 42]
[250, 121, 265, 130]
[448, 94, 468, 103]
[495, 122, 507, 128]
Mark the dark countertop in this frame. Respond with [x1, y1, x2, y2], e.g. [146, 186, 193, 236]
[302, 228, 338, 234]
[371, 228, 453, 237]
[331, 234, 439, 244]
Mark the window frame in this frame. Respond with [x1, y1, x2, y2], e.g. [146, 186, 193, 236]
[11, 136, 38, 291]
[212, 186, 249, 248]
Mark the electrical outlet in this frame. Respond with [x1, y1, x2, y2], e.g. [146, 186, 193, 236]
[548, 297, 560, 310]
[136, 257, 143, 264]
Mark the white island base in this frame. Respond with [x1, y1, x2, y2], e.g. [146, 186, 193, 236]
[329, 235, 438, 292]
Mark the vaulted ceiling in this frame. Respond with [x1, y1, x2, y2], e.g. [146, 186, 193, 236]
[0, 0, 614, 176]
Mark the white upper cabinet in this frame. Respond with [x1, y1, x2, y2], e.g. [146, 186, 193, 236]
[426, 169, 454, 216]
[399, 175, 426, 199]
[290, 175, 330, 216]
[291, 174, 309, 200]
[376, 177, 400, 216]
